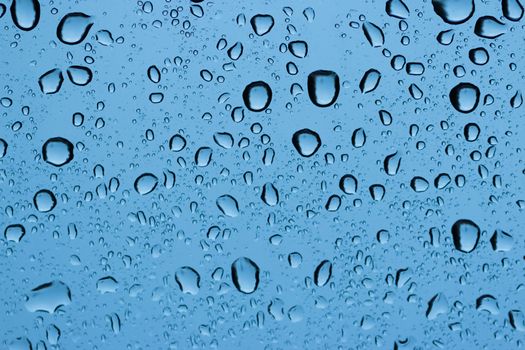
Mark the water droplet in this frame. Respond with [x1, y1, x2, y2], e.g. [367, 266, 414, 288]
[288, 252, 303, 268]
[250, 14, 274, 36]
[509, 310, 525, 331]
[25, 281, 72, 313]
[476, 295, 499, 315]
[474, 16, 506, 39]
[213, 132, 234, 149]
[57, 12, 93, 45]
[307, 70, 340, 107]
[10, 0, 40, 31]
[227, 42, 243, 60]
[42, 137, 74, 167]
[464, 122, 480, 142]
[451, 219, 480, 253]
[325, 195, 341, 211]
[410, 176, 429, 192]
[292, 129, 321, 157]
[362, 22, 384, 47]
[437, 30, 455, 46]
[66, 66, 92, 86]
[216, 195, 239, 217]
[369, 184, 385, 201]
[352, 128, 366, 148]
[134, 173, 158, 195]
[261, 183, 279, 206]
[426, 293, 448, 320]
[469, 47, 489, 65]
[231, 257, 260, 294]
[339, 174, 358, 194]
[4, 224, 26, 242]
[96, 276, 118, 293]
[432, 0, 475, 24]
[38, 69, 64, 94]
[359, 69, 381, 94]
[386, 0, 410, 18]
[195, 147, 212, 166]
[502, 0, 524, 21]
[490, 230, 513, 252]
[33, 189, 57, 212]
[242, 81, 272, 112]
[288, 40, 308, 58]
[0, 138, 7, 158]
[169, 134, 186, 152]
[313, 260, 332, 287]
[449, 82, 480, 113]
[384, 152, 401, 176]
[175, 266, 201, 295]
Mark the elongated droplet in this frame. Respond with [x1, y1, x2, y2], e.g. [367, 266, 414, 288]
[261, 183, 279, 206]
[474, 16, 506, 39]
[502, 0, 524, 21]
[231, 257, 260, 294]
[10, 0, 40, 31]
[66, 66, 93, 86]
[451, 219, 480, 253]
[359, 69, 381, 94]
[216, 194, 239, 217]
[314, 260, 332, 287]
[362, 22, 384, 47]
[307, 70, 340, 107]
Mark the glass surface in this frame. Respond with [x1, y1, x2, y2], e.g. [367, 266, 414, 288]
[1, 0, 524, 349]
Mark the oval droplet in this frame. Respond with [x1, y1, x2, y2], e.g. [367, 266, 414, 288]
[307, 70, 340, 107]
[216, 194, 239, 217]
[451, 219, 480, 253]
[134, 173, 158, 195]
[38, 69, 64, 94]
[313, 260, 332, 287]
[4, 224, 26, 242]
[261, 183, 279, 206]
[250, 14, 274, 36]
[10, 0, 40, 31]
[359, 69, 381, 94]
[231, 257, 260, 294]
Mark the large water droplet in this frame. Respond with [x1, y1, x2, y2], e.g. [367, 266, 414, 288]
[292, 129, 321, 157]
[362, 22, 384, 47]
[359, 69, 381, 94]
[489, 230, 513, 252]
[261, 182, 279, 206]
[38, 69, 64, 94]
[66, 65, 93, 86]
[469, 47, 489, 65]
[384, 152, 401, 176]
[169, 134, 186, 152]
[56, 12, 93, 45]
[386, 0, 410, 19]
[426, 293, 448, 320]
[216, 194, 239, 217]
[33, 189, 57, 212]
[195, 147, 213, 167]
[175, 266, 201, 295]
[307, 70, 340, 107]
[451, 219, 480, 253]
[313, 260, 332, 287]
[431, 0, 475, 24]
[96, 276, 118, 293]
[449, 82, 480, 113]
[10, 0, 40, 31]
[474, 16, 506, 39]
[476, 295, 499, 315]
[134, 173, 158, 195]
[4, 224, 26, 242]
[231, 257, 260, 294]
[25, 281, 72, 313]
[288, 40, 308, 58]
[242, 81, 272, 112]
[42, 137, 74, 167]
[502, 0, 524, 21]
[250, 14, 274, 36]
[339, 174, 358, 194]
